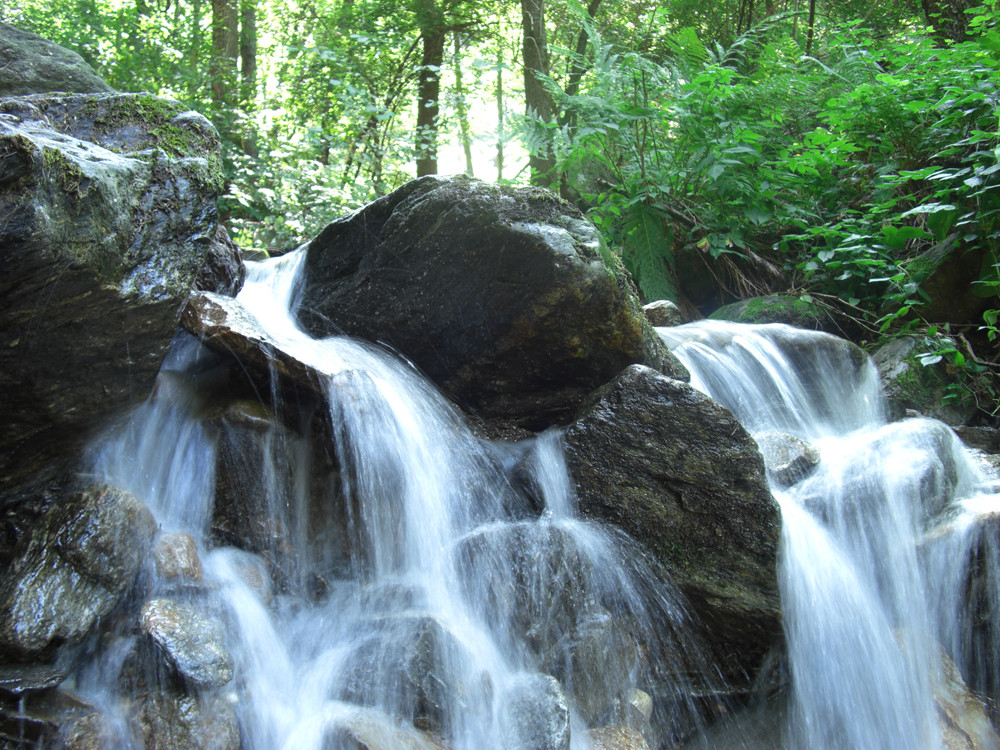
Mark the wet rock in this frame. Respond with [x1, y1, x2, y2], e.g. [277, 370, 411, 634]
[499, 673, 571, 750]
[181, 293, 326, 398]
[0, 89, 223, 507]
[563, 365, 781, 682]
[140, 599, 233, 688]
[935, 647, 1000, 750]
[643, 300, 684, 327]
[0, 23, 113, 96]
[195, 224, 246, 296]
[323, 706, 449, 750]
[588, 726, 651, 750]
[294, 175, 686, 428]
[0, 687, 98, 748]
[754, 432, 820, 488]
[153, 533, 203, 583]
[60, 711, 121, 750]
[336, 614, 488, 737]
[135, 690, 239, 750]
[211, 547, 274, 606]
[0, 484, 155, 662]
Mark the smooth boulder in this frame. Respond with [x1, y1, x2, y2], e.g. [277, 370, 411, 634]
[563, 365, 781, 679]
[0, 23, 113, 96]
[294, 175, 686, 427]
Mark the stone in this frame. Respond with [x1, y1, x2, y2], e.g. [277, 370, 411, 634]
[0, 90, 223, 507]
[135, 690, 240, 750]
[0, 687, 99, 748]
[588, 726, 651, 750]
[294, 175, 686, 428]
[499, 673, 571, 750]
[153, 533, 203, 583]
[643, 299, 685, 327]
[563, 365, 781, 681]
[754, 432, 821, 488]
[873, 335, 978, 426]
[322, 706, 449, 750]
[0, 24, 113, 96]
[195, 224, 246, 296]
[0, 484, 155, 662]
[140, 599, 234, 688]
[904, 233, 996, 326]
[709, 294, 841, 334]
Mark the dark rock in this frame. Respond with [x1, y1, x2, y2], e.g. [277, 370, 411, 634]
[195, 225, 246, 296]
[754, 432, 820, 488]
[0, 484, 155, 662]
[643, 300, 685, 327]
[0, 24, 113, 96]
[563, 365, 781, 681]
[139, 599, 234, 688]
[135, 690, 240, 750]
[955, 426, 1000, 453]
[0, 687, 98, 748]
[294, 175, 686, 427]
[499, 673, 571, 750]
[904, 233, 996, 325]
[0, 91, 223, 507]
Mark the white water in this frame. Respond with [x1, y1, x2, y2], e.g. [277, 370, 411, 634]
[82, 251, 710, 749]
[659, 320, 1000, 749]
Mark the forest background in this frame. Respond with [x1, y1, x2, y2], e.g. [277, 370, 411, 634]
[2, 0, 999, 416]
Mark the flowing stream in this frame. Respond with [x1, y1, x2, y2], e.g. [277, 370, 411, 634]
[78, 247, 1000, 749]
[659, 321, 1000, 749]
[82, 251, 709, 749]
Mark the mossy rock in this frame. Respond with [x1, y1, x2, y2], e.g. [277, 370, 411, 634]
[709, 294, 833, 331]
[0, 23, 113, 96]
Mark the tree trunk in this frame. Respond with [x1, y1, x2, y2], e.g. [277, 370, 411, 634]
[453, 32, 474, 176]
[239, 0, 258, 156]
[496, 32, 505, 182]
[805, 0, 816, 55]
[415, 0, 445, 177]
[921, 0, 974, 42]
[188, 0, 204, 100]
[521, 0, 556, 188]
[211, 0, 239, 107]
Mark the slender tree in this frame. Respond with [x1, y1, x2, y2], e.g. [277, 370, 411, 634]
[211, 0, 239, 107]
[521, 0, 556, 187]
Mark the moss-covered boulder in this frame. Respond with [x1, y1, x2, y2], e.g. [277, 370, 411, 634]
[0, 91, 224, 505]
[709, 294, 836, 331]
[0, 23, 113, 96]
[563, 365, 781, 683]
[295, 175, 687, 428]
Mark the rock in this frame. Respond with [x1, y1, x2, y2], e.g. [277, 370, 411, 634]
[153, 533, 203, 583]
[0, 687, 100, 748]
[60, 711, 123, 750]
[754, 432, 820, 488]
[904, 233, 996, 326]
[499, 673, 571, 750]
[0, 24, 113, 96]
[336, 614, 489, 736]
[135, 690, 240, 750]
[0, 90, 223, 506]
[873, 335, 977, 426]
[294, 175, 686, 427]
[643, 300, 685, 327]
[563, 365, 781, 681]
[709, 294, 839, 333]
[0, 484, 155, 662]
[323, 706, 450, 750]
[139, 599, 234, 688]
[196, 224, 246, 296]
[935, 646, 1000, 750]
[181, 293, 326, 397]
[954, 426, 1000, 453]
[589, 726, 651, 750]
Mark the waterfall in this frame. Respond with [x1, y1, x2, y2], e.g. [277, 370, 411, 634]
[659, 320, 1000, 749]
[82, 251, 711, 750]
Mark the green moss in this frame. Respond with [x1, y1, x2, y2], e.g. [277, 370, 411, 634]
[42, 147, 86, 196]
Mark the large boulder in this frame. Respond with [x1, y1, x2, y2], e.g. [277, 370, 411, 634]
[0, 484, 155, 670]
[0, 89, 224, 506]
[0, 24, 113, 96]
[294, 175, 686, 427]
[562, 365, 781, 680]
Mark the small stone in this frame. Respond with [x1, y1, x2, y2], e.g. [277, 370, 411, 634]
[588, 726, 650, 750]
[643, 300, 684, 327]
[153, 533, 203, 583]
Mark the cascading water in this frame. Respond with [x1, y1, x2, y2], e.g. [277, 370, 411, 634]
[80, 250, 711, 750]
[659, 320, 1000, 749]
